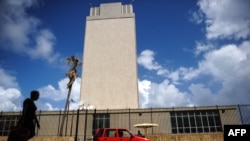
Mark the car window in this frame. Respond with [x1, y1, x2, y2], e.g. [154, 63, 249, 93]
[118, 129, 131, 138]
[105, 129, 116, 137]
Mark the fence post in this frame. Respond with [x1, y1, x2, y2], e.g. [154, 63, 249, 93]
[58, 110, 62, 136]
[151, 107, 153, 134]
[75, 109, 80, 141]
[129, 108, 131, 130]
[92, 109, 96, 135]
[36, 110, 41, 136]
[84, 109, 88, 141]
[70, 110, 74, 136]
[238, 104, 244, 124]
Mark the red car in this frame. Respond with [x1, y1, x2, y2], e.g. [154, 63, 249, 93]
[94, 128, 150, 141]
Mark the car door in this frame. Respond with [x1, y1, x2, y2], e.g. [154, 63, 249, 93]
[104, 129, 119, 141]
[117, 129, 133, 141]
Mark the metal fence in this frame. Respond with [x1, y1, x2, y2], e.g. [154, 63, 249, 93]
[0, 104, 249, 141]
[237, 104, 250, 124]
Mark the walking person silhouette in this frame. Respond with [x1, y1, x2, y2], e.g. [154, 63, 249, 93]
[20, 90, 41, 139]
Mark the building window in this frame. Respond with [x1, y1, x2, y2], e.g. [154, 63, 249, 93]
[93, 114, 110, 129]
[0, 115, 21, 136]
[170, 110, 222, 133]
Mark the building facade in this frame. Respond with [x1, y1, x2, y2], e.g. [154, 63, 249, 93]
[80, 2, 139, 109]
[1, 105, 246, 141]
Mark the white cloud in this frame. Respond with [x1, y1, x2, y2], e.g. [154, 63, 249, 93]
[36, 102, 59, 111]
[167, 67, 199, 82]
[194, 41, 215, 55]
[178, 41, 250, 81]
[0, 68, 19, 88]
[0, 0, 59, 63]
[189, 10, 204, 24]
[138, 80, 151, 108]
[138, 40, 250, 107]
[38, 77, 81, 110]
[196, 0, 250, 40]
[0, 68, 22, 111]
[0, 66, 82, 111]
[44, 103, 58, 111]
[137, 50, 162, 70]
[188, 84, 219, 106]
[137, 49, 169, 77]
[0, 87, 22, 112]
[203, 44, 246, 77]
[28, 29, 59, 63]
[139, 79, 191, 108]
[140, 1, 250, 106]
[0, 63, 83, 112]
[182, 41, 250, 105]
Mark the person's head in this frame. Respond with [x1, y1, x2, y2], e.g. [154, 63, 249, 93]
[30, 90, 40, 101]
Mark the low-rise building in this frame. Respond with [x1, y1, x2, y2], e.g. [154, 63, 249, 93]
[1, 104, 248, 141]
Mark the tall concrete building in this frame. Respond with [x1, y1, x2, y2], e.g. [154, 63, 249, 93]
[80, 2, 139, 109]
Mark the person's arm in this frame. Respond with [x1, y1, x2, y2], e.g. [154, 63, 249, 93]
[34, 114, 40, 129]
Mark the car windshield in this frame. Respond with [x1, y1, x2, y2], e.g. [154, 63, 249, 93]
[96, 128, 104, 137]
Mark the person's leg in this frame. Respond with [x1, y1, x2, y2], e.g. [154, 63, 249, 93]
[27, 122, 36, 139]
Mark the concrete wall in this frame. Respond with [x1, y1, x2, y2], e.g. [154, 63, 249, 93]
[0, 136, 74, 141]
[147, 133, 223, 141]
[0, 134, 223, 141]
[219, 105, 240, 128]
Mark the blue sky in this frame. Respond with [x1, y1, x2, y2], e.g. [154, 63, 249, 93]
[0, 0, 250, 111]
